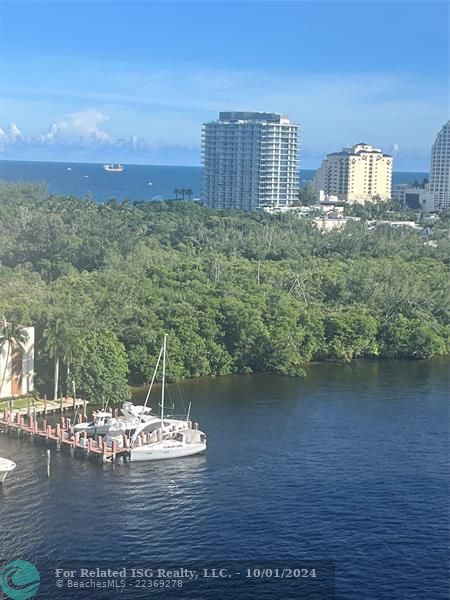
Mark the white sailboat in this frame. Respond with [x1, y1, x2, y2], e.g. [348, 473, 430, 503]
[0, 458, 16, 483]
[130, 427, 206, 461]
[127, 335, 207, 461]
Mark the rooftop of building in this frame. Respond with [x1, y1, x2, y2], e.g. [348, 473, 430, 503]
[216, 111, 289, 123]
[327, 143, 391, 158]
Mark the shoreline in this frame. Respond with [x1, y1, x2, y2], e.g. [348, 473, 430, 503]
[130, 354, 449, 393]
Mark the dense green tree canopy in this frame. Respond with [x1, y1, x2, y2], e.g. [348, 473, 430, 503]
[0, 181, 448, 401]
[71, 331, 130, 406]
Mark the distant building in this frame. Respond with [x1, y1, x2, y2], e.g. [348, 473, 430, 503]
[370, 220, 423, 231]
[392, 183, 434, 212]
[202, 111, 299, 211]
[391, 183, 409, 205]
[0, 326, 35, 398]
[312, 213, 361, 231]
[429, 121, 450, 210]
[318, 190, 341, 204]
[313, 143, 393, 203]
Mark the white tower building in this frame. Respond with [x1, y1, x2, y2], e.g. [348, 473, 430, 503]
[429, 121, 450, 210]
[202, 112, 299, 211]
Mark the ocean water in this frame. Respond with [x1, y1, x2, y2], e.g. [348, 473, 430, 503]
[0, 360, 448, 599]
[0, 160, 429, 203]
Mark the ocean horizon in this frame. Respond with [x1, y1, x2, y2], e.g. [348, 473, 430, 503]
[0, 159, 429, 203]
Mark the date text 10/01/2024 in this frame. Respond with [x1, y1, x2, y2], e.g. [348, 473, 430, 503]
[54, 567, 318, 580]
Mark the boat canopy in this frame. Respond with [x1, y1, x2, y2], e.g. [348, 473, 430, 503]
[177, 429, 205, 444]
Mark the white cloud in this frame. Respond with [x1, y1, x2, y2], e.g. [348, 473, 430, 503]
[38, 123, 60, 142]
[1, 109, 113, 149]
[0, 109, 159, 161]
[8, 123, 23, 142]
[0, 123, 23, 144]
[0, 123, 23, 150]
[40, 109, 112, 143]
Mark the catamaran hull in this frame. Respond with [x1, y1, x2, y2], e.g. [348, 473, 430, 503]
[129, 443, 206, 462]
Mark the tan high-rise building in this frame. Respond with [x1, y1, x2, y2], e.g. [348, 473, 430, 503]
[313, 143, 393, 203]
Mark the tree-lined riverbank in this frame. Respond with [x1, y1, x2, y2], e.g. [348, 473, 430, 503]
[0, 182, 449, 403]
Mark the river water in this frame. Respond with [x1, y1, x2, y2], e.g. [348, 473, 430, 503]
[0, 359, 448, 599]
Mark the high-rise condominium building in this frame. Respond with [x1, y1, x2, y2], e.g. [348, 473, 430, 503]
[429, 121, 450, 210]
[313, 143, 393, 203]
[202, 112, 299, 211]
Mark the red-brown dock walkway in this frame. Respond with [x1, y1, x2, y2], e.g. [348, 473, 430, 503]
[0, 410, 130, 464]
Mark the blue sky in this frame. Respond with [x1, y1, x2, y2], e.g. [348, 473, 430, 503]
[0, 0, 448, 169]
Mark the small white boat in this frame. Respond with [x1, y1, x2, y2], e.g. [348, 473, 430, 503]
[0, 458, 16, 483]
[73, 410, 116, 436]
[103, 164, 124, 172]
[67, 167, 72, 171]
[126, 334, 207, 461]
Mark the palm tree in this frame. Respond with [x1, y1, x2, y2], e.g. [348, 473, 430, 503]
[185, 189, 193, 201]
[43, 319, 81, 401]
[0, 320, 29, 404]
[174, 189, 180, 200]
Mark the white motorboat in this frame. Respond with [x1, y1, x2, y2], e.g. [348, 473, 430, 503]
[0, 458, 16, 483]
[73, 402, 157, 436]
[127, 334, 207, 461]
[103, 164, 124, 172]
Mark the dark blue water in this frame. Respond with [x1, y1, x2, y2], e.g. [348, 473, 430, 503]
[0, 161, 202, 203]
[0, 360, 448, 599]
[0, 160, 429, 203]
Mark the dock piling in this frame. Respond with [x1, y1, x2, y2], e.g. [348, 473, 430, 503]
[0, 408, 127, 466]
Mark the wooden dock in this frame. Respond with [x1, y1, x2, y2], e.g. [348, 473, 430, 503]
[1, 397, 89, 418]
[0, 410, 130, 465]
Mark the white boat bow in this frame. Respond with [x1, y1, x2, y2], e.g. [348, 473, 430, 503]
[0, 458, 16, 483]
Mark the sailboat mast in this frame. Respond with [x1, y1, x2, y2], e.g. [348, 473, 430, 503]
[130, 345, 163, 448]
[142, 346, 163, 413]
[161, 334, 167, 424]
